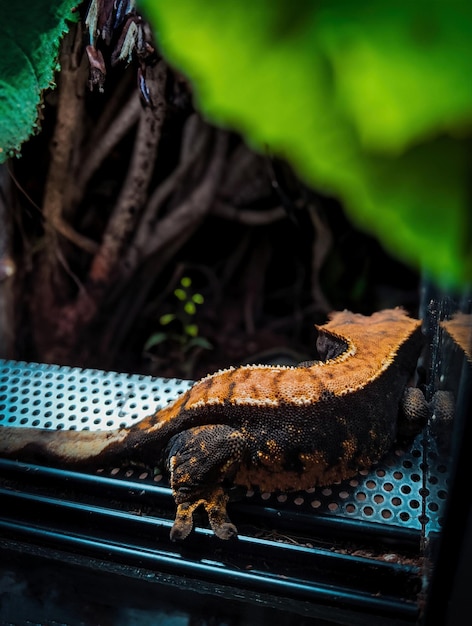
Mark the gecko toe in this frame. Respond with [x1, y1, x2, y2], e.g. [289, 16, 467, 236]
[212, 521, 238, 540]
[170, 502, 196, 541]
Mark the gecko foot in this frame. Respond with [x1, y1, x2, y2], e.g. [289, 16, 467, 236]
[166, 424, 246, 540]
[170, 487, 238, 541]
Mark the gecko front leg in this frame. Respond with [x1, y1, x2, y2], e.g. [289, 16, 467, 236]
[165, 424, 247, 540]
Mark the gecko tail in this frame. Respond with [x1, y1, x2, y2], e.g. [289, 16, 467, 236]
[0, 425, 129, 468]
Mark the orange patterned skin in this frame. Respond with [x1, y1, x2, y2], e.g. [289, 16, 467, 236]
[0, 309, 428, 540]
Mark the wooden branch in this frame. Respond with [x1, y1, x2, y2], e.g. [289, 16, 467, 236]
[0, 165, 15, 358]
[105, 129, 229, 358]
[125, 127, 228, 277]
[88, 60, 167, 285]
[49, 62, 167, 351]
[210, 139, 286, 224]
[211, 201, 286, 224]
[41, 25, 98, 257]
[142, 114, 209, 225]
[218, 143, 273, 206]
[74, 90, 141, 198]
[126, 114, 211, 268]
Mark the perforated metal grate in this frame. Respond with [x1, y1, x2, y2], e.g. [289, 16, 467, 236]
[0, 361, 192, 430]
[0, 359, 449, 536]
[245, 435, 449, 534]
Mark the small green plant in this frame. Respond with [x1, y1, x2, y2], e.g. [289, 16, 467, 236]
[144, 277, 212, 373]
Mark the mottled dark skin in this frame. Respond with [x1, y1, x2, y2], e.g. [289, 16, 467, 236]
[0, 309, 433, 540]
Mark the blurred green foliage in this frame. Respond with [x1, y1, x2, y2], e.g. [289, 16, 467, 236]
[140, 0, 472, 288]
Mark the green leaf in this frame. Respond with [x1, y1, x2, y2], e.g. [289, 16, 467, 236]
[180, 276, 192, 288]
[184, 323, 199, 337]
[159, 313, 176, 325]
[0, 0, 79, 163]
[139, 0, 472, 287]
[174, 288, 187, 301]
[192, 293, 204, 304]
[184, 336, 213, 351]
[143, 332, 168, 351]
[184, 301, 196, 315]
